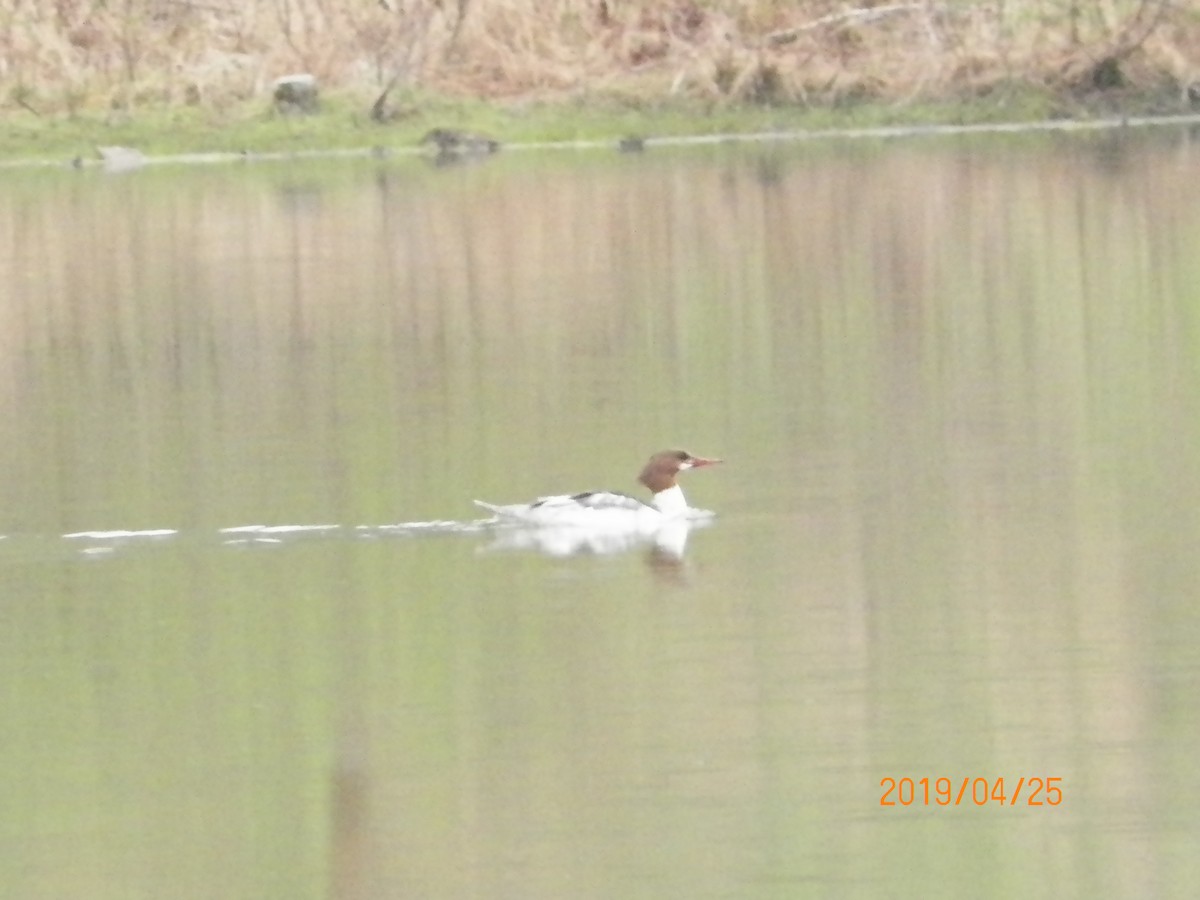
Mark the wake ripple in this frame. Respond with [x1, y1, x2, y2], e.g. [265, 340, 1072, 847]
[1, 519, 497, 559]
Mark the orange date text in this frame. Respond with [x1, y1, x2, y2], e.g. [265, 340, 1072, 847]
[879, 776, 1062, 807]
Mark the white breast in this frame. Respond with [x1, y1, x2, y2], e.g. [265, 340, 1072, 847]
[650, 485, 689, 517]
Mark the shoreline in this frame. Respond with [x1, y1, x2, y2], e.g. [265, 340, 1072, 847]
[6, 107, 1200, 174]
[6, 0, 1199, 167]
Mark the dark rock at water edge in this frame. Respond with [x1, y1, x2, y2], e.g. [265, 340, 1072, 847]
[274, 74, 319, 114]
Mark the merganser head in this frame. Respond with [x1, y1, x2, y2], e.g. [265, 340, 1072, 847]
[638, 449, 723, 494]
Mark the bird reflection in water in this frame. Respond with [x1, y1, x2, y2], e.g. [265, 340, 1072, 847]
[478, 517, 714, 583]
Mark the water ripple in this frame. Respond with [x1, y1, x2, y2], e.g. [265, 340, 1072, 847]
[0, 519, 499, 560]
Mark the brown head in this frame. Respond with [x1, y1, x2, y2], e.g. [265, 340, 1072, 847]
[637, 449, 723, 494]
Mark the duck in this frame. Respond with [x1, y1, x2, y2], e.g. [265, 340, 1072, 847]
[419, 128, 501, 158]
[474, 450, 722, 529]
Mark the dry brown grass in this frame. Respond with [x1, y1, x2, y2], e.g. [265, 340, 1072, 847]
[1, 0, 1197, 116]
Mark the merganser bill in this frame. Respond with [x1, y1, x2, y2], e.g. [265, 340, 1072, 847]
[475, 450, 723, 528]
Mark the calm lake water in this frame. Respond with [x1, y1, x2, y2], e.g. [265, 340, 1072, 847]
[2, 127, 1199, 898]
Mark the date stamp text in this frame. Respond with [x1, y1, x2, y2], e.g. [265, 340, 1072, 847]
[880, 776, 1063, 807]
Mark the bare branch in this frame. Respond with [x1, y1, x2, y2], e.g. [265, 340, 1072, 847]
[765, 3, 927, 47]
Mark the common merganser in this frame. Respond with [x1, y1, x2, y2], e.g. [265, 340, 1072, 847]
[474, 450, 722, 528]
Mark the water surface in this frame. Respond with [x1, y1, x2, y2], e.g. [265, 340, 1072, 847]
[2, 128, 1199, 898]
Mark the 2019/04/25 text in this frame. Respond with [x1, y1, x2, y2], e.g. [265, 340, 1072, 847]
[879, 777, 1063, 807]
